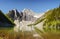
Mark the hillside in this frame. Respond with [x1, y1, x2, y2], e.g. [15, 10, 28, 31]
[29, 6, 60, 32]
[0, 10, 15, 27]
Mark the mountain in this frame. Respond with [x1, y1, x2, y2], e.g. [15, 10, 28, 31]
[6, 8, 45, 32]
[22, 8, 37, 21]
[0, 10, 15, 27]
[30, 6, 60, 32]
[6, 9, 20, 21]
[22, 8, 35, 16]
[7, 9, 37, 21]
[6, 9, 39, 32]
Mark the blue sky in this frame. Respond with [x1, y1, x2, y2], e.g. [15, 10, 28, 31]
[0, 0, 60, 13]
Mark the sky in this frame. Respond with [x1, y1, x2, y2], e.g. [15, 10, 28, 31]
[0, 0, 60, 13]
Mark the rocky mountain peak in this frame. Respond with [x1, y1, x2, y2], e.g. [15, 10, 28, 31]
[6, 8, 45, 31]
[22, 8, 31, 12]
[22, 8, 34, 16]
[7, 9, 20, 20]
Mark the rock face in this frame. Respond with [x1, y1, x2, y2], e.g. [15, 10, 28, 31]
[7, 9, 37, 21]
[7, 9, 42, 32]
[7, 9, 20, 20]
[22, 9, 37, 21]
[16, 9, 37, 32]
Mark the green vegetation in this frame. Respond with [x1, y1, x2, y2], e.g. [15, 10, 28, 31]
[5, 14, 14, 24]
[28, 6, 60, 32]
[6, 10, 16, 22]
[0, 10, 15, 27]
[0, 6, 60, 39]
[34, 27, 60, 39]
[28, 6, 60, 39]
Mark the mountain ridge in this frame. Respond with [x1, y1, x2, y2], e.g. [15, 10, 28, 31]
[6, 8, 45, 32]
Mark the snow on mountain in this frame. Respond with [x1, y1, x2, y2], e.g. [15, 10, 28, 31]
[7, 8, 45, 32]
[13, 9, 37, 32]
[34, 13, 44, 18]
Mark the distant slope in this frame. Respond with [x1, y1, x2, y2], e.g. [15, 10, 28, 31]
[33, 6, 60, 25]
[29, 6, 60, 32]
[0, 10, 15, 27]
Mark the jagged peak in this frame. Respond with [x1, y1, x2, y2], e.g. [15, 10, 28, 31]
[22, 8, 35, 13]
[22, 8, 35, 15]
[13, 9, 18, 12]
[13, 9, 17, 11]
[9, 9, 17, 12]
[22, 8, 31, 12]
